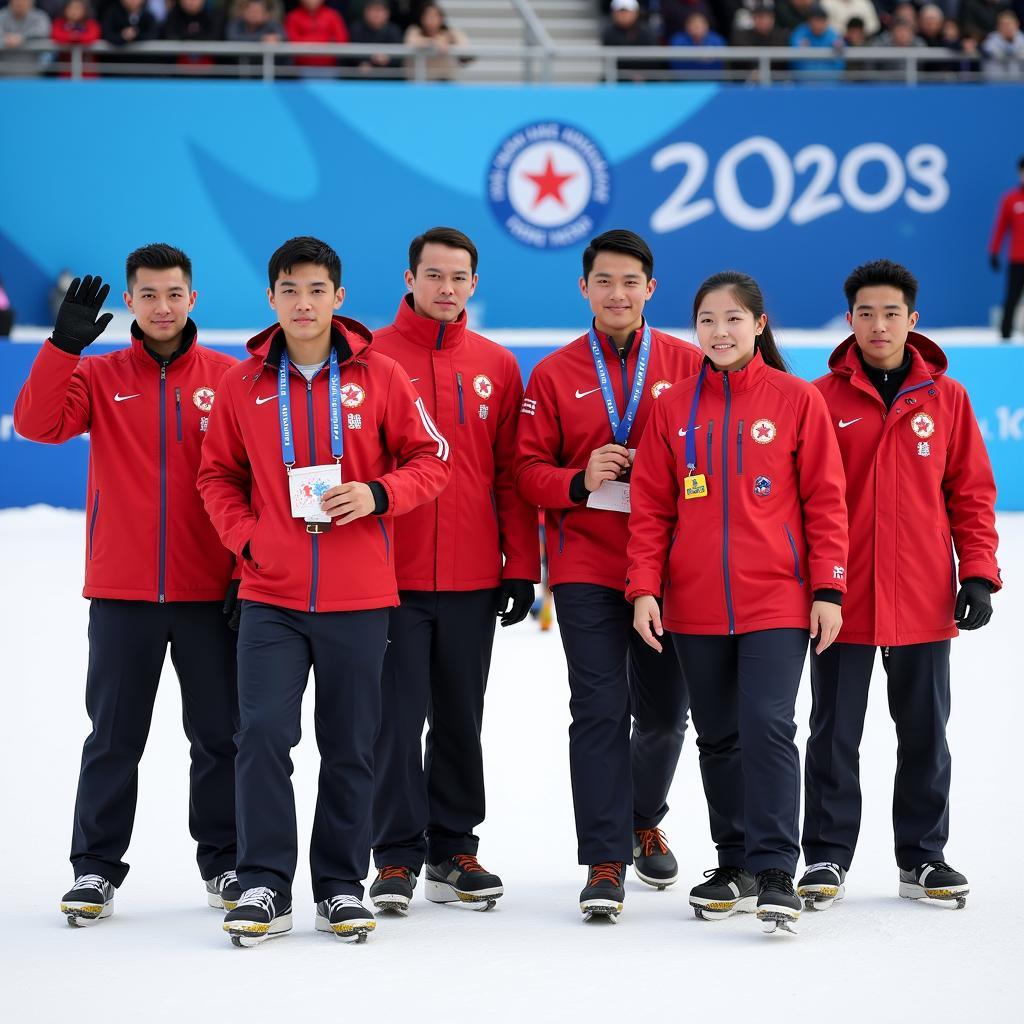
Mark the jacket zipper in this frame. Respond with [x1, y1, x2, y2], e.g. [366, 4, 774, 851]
[175, 387, 182, 442]
[784, 523, 805, 586]
[158, 362, 168, 602]
[88, 490, 100, 560]
[706, 420, 714, 475]
[435, 322, 445, 349]
[456, 371, 465, 424]
[721, 373, 735, 634]
[619, 347, 629, 420]
[305, 372, 320, 613]
[736, 418, 744, 475]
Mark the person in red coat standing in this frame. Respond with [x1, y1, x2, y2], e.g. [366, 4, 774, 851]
[14, 244, 241, 926]
[989, 154, 1024, 341]
[798, 259, 1001, 913]
[283, 0, 348, 68]
[515, 230, 702, 921]
[51, 0, 101, 78]
[629, 270, 848, 934]
[366, 227, 539, 914]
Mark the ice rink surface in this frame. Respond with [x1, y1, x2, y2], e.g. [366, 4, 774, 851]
[1, 507, 1021, 1023]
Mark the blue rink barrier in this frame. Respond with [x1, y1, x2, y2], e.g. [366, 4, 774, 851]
[1, 341, 1022, 510]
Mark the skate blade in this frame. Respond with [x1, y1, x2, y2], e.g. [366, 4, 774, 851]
[425, 879, 502, 909]
[635, 868, 679, 890]
[758, 910, 799, 934]
[799, 885, 844, 911]
[581, 901, 622, 923]
[315, 916, 376, 942]
[225, 912, 293, 947]
[61, 903, 112, 926]
[690, 895, 757, 920]
[898, 881, 968, 909]
[371, 895, 410, 915]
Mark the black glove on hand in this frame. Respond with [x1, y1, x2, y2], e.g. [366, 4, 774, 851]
[954, 577, 993, 631]
[51, 275, 113, 355]
[223, 579, 241, 632]
[990, 253, 1001, 273]
[498, 579, 535, 628]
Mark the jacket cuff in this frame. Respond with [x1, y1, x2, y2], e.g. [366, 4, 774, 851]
[368, 480, 389, 515]
[502, 560, 542, 584]
[957, 560, 1002, 593]
[625, 570, 662, 602]
[813, 588, 844, 606]
[569, 470, 589, 504]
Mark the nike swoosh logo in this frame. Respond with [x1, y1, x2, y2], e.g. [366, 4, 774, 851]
[575, 387, 601, 399]
[409, 378, 420, 383]
[113, 393, 140, 402]
[678, 425, 702, 436]
[255, 395, 278, 406]
[838, 418, 862, 429]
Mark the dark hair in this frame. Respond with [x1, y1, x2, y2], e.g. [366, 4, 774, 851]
[267, 235, 341, 290]
[409, 226, 478, 276]
[691, 270, 789, 373]
[125, 243, 192, 291]
[843, 258, 918, 312]
[582, 229, 654, 280]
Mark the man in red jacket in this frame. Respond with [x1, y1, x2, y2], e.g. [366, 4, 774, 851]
[197, 236, 451, 947]
[799, 259, 1002, 912]
[14, 244, 241, 926]
[366, 227, 538, 914]
[514, 229, 702, 919]
[989, 154, 1024, 341]
[283, 0, 348, 68]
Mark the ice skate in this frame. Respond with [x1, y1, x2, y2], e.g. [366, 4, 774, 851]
[756, 869, 801, 934]
[579, 862, 625, 922]
[633, 827, 678, 889]
[60, 874, 115, 927]
[689, 866, 757, 920]
[223, 887, 292, 947]
[899, 861, 969, 909]
[315, 895, 376, 942]
[369, 866, 416, 914]
[797, 862, 846, 911]
[425, 855, 503, 910]
[205, 870, 243, 911]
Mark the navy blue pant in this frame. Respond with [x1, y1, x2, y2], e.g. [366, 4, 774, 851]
[372, 589, 497, 872]
[554, 584, 689, 865]
[672, 629, 807, 877]
[235, 601, 389, 902]
[71, 599, 238, 887]
[802, 640, 952, 871]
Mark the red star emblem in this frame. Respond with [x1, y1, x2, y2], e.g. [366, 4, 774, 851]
[914, 417, 928, 431]
[524, 153, 576, 208]
[756, 423, 771, 439]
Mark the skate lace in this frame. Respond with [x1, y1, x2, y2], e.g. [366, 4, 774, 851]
[74, 873, 108, 893]
[379, 866, 410, 881]
[922, 861, 954, 873]
[758, 869, 794, 896]
[589, 862, 624, 886]
[326, 895, 365, 914]
[213, 870, 238, 893]
[453, 854, 487, 874]
[803, 862, 842, 877]
[636, 827, 669, 857]
[236, 886, 276, 911]
[702, 865, 744, 886]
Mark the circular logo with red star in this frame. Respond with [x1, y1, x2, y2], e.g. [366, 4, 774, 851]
[911, 412, 935, 439]
[192, 386, 215, 412]
[473, 374, 493, 400]
[751, 418, 777, 444]
[339, 383, 365, 409]
[487, 122, 611, 249]
[651, 380, 673, 399]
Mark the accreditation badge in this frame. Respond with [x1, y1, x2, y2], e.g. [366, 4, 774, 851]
[683, 474, 708, 500]
[288, 463, 342, 524]
[586, 480, 631, 513]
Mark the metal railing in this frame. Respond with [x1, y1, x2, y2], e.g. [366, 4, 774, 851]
[0, 39, 998, 85]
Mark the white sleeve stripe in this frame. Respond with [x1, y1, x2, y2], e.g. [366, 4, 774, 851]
[414, 397, 450, 461]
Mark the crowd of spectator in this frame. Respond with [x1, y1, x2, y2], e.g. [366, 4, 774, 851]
[0, 0, 473, 77]
[600, 0, 1024, 78]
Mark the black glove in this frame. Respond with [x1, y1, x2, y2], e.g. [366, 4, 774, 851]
[990, 252, 1001, 273]
[954, 577, 993, 631]
[223, 579, 241, 632]
[497, 579, 535, 628]
[51, 275, 113, 355]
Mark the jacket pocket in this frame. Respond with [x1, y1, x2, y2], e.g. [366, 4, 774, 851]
[557, 509, 569, 554]
[736, 419, 744, 475]
[174, 387, 183, 442]
[378, 518, 391, 565]
[706, 419, 714, 475]
[665, 530, 678, 588]
[943, 529, 956, 597]
[88, 490, 100, 560]
[784, 522, 804, 586]
[456, 372, 465, 425]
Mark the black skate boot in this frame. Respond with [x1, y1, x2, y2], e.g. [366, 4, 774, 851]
[797, 862, 846, 911]
[756, 869, 801, 934]
[205, 870, 243, 911]
[633, 827, 679, 889]
[425, 855, 503, 911]
[579, 862, 626, 922]
[369, 866, 416, 914]
[60, 874, 115, 927]
[899, 861, 969, 909]
[223, 887, 293, 947]
[315, 895, 376, 942]
[689, 865, 757, 920]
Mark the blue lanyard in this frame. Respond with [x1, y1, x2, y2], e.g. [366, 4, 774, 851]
[587, 323, 652, 446]
[683, 363, 708, 471]
[278, 347, 343, 468]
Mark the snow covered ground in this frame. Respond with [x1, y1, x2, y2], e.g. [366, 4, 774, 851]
[1, 507, 1021, 1023]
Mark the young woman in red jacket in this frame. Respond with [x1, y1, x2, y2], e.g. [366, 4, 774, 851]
[628, 271, 849, 935]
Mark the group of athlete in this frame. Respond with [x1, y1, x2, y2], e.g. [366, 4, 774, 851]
[14, 225, 1000, 944]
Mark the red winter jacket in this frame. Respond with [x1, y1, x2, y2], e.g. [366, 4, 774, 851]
[372, 297, 539, 590]
[626, 350, 849, 635]
[814, 334, 1001, 646]
[283, 6, 348, 66]
[515, 325, 703, 591]
[14, 323, 237, 602]
[989, 186, 1024, 263]
[197, 317, 451, 614]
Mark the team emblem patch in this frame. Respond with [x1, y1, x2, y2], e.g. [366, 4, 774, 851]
[911, 412, 935, 439]
[473, 374, 493, 400]
[751, 418, 777, 444]
[340, 383, 365, 409]
[192, 386, 215, 413]
[347, 413, 363, 430]
[651, 379, 672, 399]
[833, 565, 846, 581]
[521, 397, 537, 416]
[479, 404, 490, 420]
[917, 441, 931, 458]
[754, 475, 772, 497]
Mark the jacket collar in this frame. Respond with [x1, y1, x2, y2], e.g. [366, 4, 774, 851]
[592, 318, 644, 361]
[828, 331, 947, 394]
[700, 347, 769, 395]
[393, 294, 467, 350]
[246, 315, 373, 368]
[130, 318, 198, 370]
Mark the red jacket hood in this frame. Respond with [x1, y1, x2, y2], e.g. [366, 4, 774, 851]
[245, 315, 374, 362]
[393, 294, 468, 349]
[827, 331, 948, 379]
